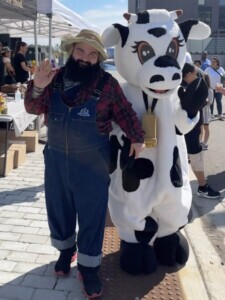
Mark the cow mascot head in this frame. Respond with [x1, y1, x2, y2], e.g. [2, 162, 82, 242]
[102, 9, 211, 275]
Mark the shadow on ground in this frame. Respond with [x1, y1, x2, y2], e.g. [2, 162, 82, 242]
[0, 213, 187, 300]
[0, 185, 44, 207]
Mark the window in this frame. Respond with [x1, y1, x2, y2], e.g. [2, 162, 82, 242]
[198, 0, 205, 4]
[219, 7, 225, 29]
[198, 6, 212, 27]
[220, 0, 225, 5]
[136, 0, 141, 12]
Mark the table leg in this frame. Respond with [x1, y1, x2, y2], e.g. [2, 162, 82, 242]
[3, 122, 9, 177]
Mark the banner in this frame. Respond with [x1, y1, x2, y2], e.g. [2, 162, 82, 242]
[0, 0, 37, 20]
[37, 0, 52, 14]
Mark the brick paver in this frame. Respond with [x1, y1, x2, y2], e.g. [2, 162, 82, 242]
[0, 145, 84, 299]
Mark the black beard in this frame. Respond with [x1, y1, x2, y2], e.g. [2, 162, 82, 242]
[64, 56, 101, 87]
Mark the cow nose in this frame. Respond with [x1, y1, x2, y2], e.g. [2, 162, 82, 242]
[150, 75, 165, 83]
[154, 55, 180, 69]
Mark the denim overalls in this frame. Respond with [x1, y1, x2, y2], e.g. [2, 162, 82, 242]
[43, 76, 110, 269]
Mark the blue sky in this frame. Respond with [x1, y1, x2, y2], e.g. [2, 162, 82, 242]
[59, 0, 128, 32]
[24, 0, 128, 46]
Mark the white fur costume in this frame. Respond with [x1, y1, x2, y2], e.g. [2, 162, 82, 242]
[102, 9, 211, 274]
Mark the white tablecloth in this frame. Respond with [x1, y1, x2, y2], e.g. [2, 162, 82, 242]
[0, 98, 37, 137]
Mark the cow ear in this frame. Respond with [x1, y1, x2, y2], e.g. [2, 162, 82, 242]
[102, 25, 121, 48]
[102, 24, 129, 48]
[169, 9, 183, 20]
[179, 20, 211, 41]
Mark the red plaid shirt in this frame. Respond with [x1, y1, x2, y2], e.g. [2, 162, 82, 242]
[24, 67, 144, 143]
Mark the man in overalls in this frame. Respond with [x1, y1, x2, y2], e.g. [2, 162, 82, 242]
[24, 29, 145, 299]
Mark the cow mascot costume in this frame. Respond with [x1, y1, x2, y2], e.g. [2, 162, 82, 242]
[102, 9, 211, 275]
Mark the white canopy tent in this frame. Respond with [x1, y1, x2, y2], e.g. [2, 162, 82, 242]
[0, 0, 100, 61]
[0, 0, 37, 20]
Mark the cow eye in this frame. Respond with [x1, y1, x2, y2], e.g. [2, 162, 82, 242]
[136, 41, 155, 64]
[166, 38, 179, 59]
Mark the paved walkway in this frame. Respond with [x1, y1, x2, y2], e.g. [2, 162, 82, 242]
[0, 122, 224, 299]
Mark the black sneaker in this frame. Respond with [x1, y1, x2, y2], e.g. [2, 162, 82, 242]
[78, 271, 102, 299]
[55, 245, 77, 276]
[197, 184, 220, 199]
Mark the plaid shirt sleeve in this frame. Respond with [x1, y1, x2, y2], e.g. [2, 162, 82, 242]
[24, 69, 62, 116]
[109, 76, 145, 144]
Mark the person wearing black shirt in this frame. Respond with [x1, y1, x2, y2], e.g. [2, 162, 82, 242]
[13, 41, 30, 83]
[0, 42, 5, 88]
[180, 63, 220, 199]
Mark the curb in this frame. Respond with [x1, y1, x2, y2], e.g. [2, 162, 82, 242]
[178, 167, 225, 300]
[178, 228, 209, 300]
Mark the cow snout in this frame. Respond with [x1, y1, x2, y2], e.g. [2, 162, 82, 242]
[154, 55, 180, 69]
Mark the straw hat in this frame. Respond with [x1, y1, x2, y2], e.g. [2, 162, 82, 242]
[64, 29, 107, 62]
[1, 46, 13, 54]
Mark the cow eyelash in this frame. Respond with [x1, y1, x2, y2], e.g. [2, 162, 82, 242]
[131, 41, 141, 53]
[176, 36, 185, 47]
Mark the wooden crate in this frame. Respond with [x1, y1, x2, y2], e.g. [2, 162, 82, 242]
[0, 130, 38, 152]
[0, 150, 15, 176]
[8, 143, 26, 168]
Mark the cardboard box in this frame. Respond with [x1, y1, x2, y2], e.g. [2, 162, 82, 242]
[0, 130, 38, 152]
[8, 143, 26, 168]
[0, 149, 15, 176]
[9, 130, 38, 152]
[1, 84, 17, 95]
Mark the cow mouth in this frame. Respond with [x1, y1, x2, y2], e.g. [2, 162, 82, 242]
[149, 88, 169, 94]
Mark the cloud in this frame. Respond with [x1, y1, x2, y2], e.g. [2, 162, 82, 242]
[82, 6, 127, 33]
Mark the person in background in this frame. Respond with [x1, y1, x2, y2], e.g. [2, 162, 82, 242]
[200, 74, 214, 150]
[180, 63, 220, 199]
[24, 29, 145, 299]
[1, 46, 15, 84]
[0, 41, 5, 89]
[200, 51, 211, 71]
[185, 51, 193, 63]
[13, 41, 30, 83]
[204, 56, 225, 120]
[194, 59, 202, 69]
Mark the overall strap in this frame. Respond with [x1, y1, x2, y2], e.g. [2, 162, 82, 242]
[92, 72, 110, 100]
[53, 67, 65, 90]
[142, 91, 158, 113]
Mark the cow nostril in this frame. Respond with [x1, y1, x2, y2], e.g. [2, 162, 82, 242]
[172, 73, 180, 80]
[150, 75, 165, 83]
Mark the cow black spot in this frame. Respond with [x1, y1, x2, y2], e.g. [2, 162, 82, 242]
[110, 135, 154, 192]
[122, 158, 154, 192]
[175, 126, 182, 135]
[170, 146, 183, 187]
[148, 27, 166, 38]
[109, 135, 122, 173]
[135, 216, 158, 243]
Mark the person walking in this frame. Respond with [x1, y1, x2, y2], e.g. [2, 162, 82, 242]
[180, 63, 220, 199]
[24, 29, 145, 299]
[204, 56, 225, 120]
[13, 41, 30, 83]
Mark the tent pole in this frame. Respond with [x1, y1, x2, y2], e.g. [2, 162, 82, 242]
[34, 20, 39, 65]
[48, 13, 53, 61]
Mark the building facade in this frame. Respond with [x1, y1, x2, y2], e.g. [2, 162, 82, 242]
[128, 0, 225, 55]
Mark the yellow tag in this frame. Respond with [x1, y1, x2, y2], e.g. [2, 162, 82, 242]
[142, 111, 157, 148]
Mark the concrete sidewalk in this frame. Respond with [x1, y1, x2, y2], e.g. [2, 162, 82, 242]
[0, 142, 224, 300]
